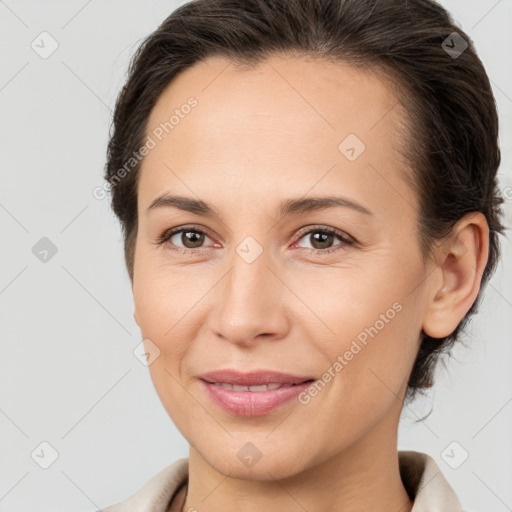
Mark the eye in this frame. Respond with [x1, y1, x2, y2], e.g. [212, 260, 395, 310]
[292, 226, 355, 255]
[154, 224, 355, 255]
[155, 224, 217, 253]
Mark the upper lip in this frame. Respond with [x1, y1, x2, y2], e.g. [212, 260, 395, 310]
[198, 369, 315, 386]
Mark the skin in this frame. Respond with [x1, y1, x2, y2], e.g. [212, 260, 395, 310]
[131, 54, 489, 512]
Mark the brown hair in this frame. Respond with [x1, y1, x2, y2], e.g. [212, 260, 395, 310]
[104, 0, 505, 403]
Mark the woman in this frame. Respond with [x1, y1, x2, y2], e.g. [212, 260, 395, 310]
[97, 0, 505, 510]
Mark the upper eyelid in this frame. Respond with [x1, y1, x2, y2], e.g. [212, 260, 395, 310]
[295, 225, 351, 240]
[161, 224, 354, 247]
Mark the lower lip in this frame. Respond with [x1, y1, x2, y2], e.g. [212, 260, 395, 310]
[199, 379, 315, 417]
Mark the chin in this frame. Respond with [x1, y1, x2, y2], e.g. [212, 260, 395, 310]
[214, 458, 302, 481]
[196, 439, 315, 481]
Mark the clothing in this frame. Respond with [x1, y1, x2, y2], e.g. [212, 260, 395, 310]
[95, 450, 466, 512]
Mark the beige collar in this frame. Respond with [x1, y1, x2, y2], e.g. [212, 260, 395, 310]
[100, 450, 465, 512]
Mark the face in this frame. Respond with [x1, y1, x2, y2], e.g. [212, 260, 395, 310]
[132, 54, 433, 479]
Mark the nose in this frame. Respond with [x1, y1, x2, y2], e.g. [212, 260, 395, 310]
[208, 250, 290, 348]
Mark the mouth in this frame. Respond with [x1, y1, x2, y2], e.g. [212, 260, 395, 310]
[200, 380, 315, 392]
[198, 369, 316, 386]
[197, 369, 317, 416]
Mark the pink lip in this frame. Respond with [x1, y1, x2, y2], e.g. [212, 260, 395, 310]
[197, 369, 316, 417]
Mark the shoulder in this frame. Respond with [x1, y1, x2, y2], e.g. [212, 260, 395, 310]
[92, 457, 189, 512]
[399, 450, 467, 511]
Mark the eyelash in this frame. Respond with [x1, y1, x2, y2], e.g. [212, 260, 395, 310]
[154, 224, 355, 256]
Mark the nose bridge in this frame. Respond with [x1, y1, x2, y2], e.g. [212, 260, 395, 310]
[228, 242, 271, 303]
[211, 240, 286, 344]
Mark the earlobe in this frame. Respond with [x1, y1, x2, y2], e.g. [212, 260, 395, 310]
[422, 212, 489, 339]
[133, 309, 139, 327]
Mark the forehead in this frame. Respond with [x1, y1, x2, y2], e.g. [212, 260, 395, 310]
[138, 54, 414, 222]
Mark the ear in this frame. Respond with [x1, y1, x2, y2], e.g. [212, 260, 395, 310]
[133, 308, 140, 327]
[422, 212, 489, 339]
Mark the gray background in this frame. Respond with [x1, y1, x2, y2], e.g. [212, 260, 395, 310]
[1, 1, 511, 511]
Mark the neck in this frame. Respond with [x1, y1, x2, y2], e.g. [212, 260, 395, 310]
[181, 417, 413, 512]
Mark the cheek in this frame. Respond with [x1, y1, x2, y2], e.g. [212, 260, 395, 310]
[134, 279, 194, 433]
[300, 293, 421, 454]
[132, 263, 208, 405]
[132, 256, 204, 338]
[306, 252, 424, 400]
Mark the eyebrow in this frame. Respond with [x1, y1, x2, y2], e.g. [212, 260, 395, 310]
[145, 194, 374, 218]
